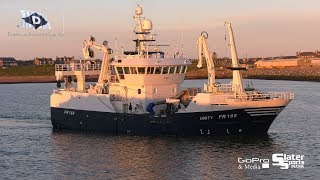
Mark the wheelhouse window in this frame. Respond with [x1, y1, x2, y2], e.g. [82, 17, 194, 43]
[162, 66, 169, 74]
[116, 67, 125, 79]
[140, 66, 187, 74]
[137, 67, 146, 74]
[181, 66, 186, 74]
[155, 67, 162, 74]
[169, 66, 175, 74]
[130, 67, 138, 74]
[123, 67, 130, 74]
[147, 67, 154, 74]
[176, 66, 182, 73]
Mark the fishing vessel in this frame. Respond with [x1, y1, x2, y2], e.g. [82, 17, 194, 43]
[51, 6, 294, 135]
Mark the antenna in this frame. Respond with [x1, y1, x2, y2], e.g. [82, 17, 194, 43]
[115, 36, 118, 55]
[62, 15, 65, 34]
[224, 22, 228, 58]
[181, 18, 184, 58]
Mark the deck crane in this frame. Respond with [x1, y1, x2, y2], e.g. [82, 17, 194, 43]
[197, 22, 245, 95]
[225, 22, 245, 94]
[197, 31, 217, 93]
[83, 36, 113, 86]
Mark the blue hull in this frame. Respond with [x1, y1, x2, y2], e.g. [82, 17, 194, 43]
[51, 107, 283, 136]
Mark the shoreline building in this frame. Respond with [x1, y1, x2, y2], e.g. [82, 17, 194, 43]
[255, 51, 320, 68]
[296, 51, 320, 58]
[0, 57, 18, 68]
[34, 57, 54, 65]
[55, 56, 76, 64]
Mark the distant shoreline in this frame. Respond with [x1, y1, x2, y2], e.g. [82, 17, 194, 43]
[0, 73, 319, 84]
[1, 65, 319, 84]
[186, 67, 320, 82]
[0, 76, 98, 84]
[186, 75, 320, 82]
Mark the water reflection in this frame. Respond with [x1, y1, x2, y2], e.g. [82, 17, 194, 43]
[51, 130, 280, 179]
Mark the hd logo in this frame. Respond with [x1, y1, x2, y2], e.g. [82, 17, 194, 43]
[20, 10, 51, 29]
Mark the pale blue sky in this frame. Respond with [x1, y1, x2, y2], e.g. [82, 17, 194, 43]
[0, 0, 320, 59]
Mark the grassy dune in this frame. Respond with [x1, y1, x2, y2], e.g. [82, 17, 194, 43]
[0, 65, 55, 76]
[187, 65, 320, 81]
[0, 64, 320, 83]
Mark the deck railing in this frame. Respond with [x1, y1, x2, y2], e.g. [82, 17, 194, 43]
[217, 83, 255, 92]
[217, 84, 233, 91]
[228, 92, 294, 101]
[270, 92, 294, 100]
[215, 83, 294, 101]
[55, 64, 101, 72]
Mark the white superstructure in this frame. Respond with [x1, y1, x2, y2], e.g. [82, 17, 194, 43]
[52, 5, 192, 115]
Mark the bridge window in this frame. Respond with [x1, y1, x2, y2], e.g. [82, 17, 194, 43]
[181, 66, 187, 73]
[155, 67, 162, 74]
[123, 67, 130, 74]
[136, 66, 186, 74]
[169, 66, 175, 74]
[137, 67, 146, 74]
[176, 66, 182, 73]
[147, 67, 154, 74]
[116, 67, 125, 79]
[162, 66, 169, 74]
[130, 67, 138, 74]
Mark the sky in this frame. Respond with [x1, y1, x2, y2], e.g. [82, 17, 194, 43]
[0, 0, 320, 60]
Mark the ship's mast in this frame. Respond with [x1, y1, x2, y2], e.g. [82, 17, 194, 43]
[225, 22, 245, 94]
[133, 5, 153, 56]
[134, 5, 145, 53]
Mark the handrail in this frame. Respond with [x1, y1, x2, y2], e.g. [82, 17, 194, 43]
[55, 64, 101, 72]
[228, 92, 294, 101]
[215, 84, 294, 101]
[217, 84, 233, 91]
[114, 52, 182, 60]
[216, 84, 244, 92]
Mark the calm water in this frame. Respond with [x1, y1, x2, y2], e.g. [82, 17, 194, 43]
[0, 79, 319, 179]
